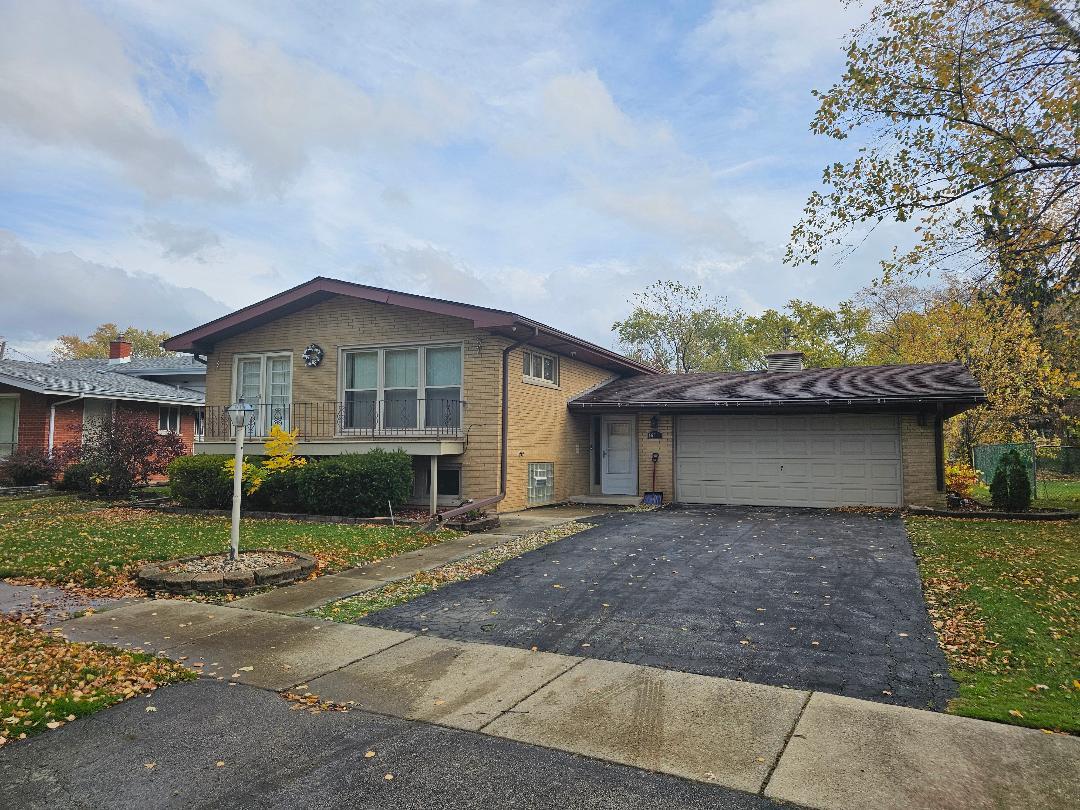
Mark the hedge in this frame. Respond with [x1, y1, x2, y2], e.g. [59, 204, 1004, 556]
[167, 450, 414, 518]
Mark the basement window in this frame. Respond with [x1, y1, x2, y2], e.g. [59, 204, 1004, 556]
[527, 462, 555, 504]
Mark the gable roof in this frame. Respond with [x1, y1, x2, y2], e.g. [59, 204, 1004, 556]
[0, 359, 204, 405]
[161, 277, 656, 376]
[569, 362, 986, 414]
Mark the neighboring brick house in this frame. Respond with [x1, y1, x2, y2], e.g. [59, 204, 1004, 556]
[163, 277, 985, 512]
[0, 339, 205, 462]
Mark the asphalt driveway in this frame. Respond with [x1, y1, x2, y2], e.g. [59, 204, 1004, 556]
[363, 505, 955, 710]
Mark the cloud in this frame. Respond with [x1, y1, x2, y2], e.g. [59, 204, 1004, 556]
[137, 219, 222, 262]
[0, 231, 228, 345]
[686, 0, 864, 85]
[364, 244, 493, 302]
[541, 70, 639, 152]
[0, 0, 222, 199]
[201, 31, 473, 189]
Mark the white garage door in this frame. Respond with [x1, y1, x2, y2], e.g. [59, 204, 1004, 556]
[676, 414, 902, 508]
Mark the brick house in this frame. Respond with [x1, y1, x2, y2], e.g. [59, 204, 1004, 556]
[163, 277, 985, 512]
[0, 338, 205, 461]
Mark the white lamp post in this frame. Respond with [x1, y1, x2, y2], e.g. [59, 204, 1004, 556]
[225, 398, 255, 561]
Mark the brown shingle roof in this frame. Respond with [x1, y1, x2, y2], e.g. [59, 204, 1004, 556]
[570, 362, 985, 411]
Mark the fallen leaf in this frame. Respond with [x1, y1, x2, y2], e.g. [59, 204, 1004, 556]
[384, 773, 394, 781]
[364, 750, 376, 759]
[216, 761, 225, 767]
[1008, 709, 1024, 718]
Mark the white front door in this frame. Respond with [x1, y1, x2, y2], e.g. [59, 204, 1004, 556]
[601, 415, 636, 495]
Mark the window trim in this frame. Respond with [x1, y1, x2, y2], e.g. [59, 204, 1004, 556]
[157, 405, 181, 434]
[527, 461, 555, 505]
[522, 349, 559, 387]
[338, 342, 464, 433]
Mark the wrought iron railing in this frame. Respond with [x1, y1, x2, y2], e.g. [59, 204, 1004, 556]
[200, 400, 464, 441]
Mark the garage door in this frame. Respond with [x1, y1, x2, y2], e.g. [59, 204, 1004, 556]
[676, 414, 902, 508]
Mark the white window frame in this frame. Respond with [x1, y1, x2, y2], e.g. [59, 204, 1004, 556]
[157, 406, 180, 434]
[0, 394, 19, 459]
[522, 349, 559, 387]
[338, 342, 464, 433]
[230, 352, 293, 435]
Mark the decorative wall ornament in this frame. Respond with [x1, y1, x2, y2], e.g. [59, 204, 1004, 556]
[302, 343, 324, 367]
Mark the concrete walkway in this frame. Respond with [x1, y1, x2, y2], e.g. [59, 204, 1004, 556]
[58, 600, 1080, 809]
[229, 503, 613, 615]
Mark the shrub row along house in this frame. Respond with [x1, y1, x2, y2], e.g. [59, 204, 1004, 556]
[0, 339, 205, 462]
[162, 277, 986, 513]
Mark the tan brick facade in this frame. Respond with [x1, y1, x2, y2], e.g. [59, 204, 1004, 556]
[635, 412, 674, 499]
[900, 414, 945, 507]
[503, 350, 615, 511]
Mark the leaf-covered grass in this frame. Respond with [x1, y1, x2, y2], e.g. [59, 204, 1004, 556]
[314, 522, 596, 623]
[0, 496, 457, 594]
[906, 516, 1078, 732]
[0, 616, 193, 744]
[972, 478, 1079, 512]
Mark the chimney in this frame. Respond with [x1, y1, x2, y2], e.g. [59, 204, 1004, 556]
[765, 351, 805, 372]
[108, 335, 132, 363]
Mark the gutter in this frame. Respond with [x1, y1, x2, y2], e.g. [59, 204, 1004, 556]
[48, 395, 83, 457]
[568, 394, 988, 410]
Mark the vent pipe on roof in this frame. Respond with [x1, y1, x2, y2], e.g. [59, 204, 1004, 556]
[765, 351, 805, 372]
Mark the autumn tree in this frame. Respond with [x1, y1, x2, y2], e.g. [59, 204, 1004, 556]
[53, 323, 173, 361]
[612, 281, 751, 373]
[858, 277, 1072, 458]
[789, 0, 1080, 300]
[743, 299, 872, 369]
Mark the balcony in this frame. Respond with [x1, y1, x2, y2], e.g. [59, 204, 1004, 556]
[198, 400, 465, 454]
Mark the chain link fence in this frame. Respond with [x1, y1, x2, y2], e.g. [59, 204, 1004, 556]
[973, 443, 1080, 499]
[972, 442, 1036, 490]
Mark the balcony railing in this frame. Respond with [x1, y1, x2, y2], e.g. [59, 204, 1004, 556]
[200, 400, 464, 441]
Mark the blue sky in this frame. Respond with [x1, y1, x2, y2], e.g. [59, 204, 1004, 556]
[0, 0, 899, 361]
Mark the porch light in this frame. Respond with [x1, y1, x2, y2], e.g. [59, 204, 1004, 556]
[225, 398, 255, 560]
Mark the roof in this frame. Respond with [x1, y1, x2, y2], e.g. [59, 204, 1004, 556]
[569, 362, 986, 414]
[56, 356, 206, 376]
[0, 359, 204, 405]
[161, 276, 657, 376]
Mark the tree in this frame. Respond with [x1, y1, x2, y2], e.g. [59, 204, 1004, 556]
[858, 277, 1072, 458]
[742, 299, 872, 368]
[612, 281, 751, 373]
[789, 0, 1080, 300]
[61, 408, 186, 499]
[53, 323, 174, 361]
[989, 449, 1032, 511]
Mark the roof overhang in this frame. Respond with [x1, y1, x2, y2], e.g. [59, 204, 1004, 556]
[162, 277, 656, 376]
[568, 396, 987, 418]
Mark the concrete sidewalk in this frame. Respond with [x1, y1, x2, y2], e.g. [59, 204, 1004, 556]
[228, 503, 612, 615]
[58, 600, 1080, 809]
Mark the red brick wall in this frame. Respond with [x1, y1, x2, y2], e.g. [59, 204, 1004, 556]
[0, 385, 85, 454]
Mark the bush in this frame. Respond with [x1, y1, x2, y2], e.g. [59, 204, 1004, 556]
[168, 454, 233, 509]
[989, 450, 1032, 511]
[0, 448, 60, 486]
[57, 461, 94, 493]
[295, 450, 413, 517]
[247, 464, 304, 512]
[944, 460, 981, 499]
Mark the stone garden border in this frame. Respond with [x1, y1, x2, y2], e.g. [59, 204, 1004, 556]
[137, 549, 318, 595]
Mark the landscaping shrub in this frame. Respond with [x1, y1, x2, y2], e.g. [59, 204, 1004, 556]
[990, 450, 1032, 511]
[168, 454, 233, 509]
[0, 448, 60, 486]
[944, 460, 981, 499]
[247, 464, 304, 512]
[57, 461, 93, 493]
[296, 450, 413, 517]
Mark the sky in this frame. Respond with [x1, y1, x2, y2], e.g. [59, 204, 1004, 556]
[0, 0, 900, 362]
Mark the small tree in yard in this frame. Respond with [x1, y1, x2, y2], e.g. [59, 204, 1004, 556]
[989, 450, 1032, 512]
[62, 408, 186, 499]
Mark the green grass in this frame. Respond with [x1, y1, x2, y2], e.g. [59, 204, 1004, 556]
[0, 496, 457, 590]
[971, 478, 1080, 512]
[0, 617, 194, 743]
[906, 515, 1078, 732]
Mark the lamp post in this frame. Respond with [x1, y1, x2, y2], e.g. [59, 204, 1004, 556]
[225, 398, 254, 561]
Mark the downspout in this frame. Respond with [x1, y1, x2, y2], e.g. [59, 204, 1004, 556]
[500, 327, 539, 495]
[48, 395, 83, 457]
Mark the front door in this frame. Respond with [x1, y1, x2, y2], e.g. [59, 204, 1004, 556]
[601, 415, 636, 495]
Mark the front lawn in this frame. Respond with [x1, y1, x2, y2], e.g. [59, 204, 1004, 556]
[0, 496, 456, 594]
[972, 478, 1080, 512]
[1, 616, 193, 744]
[906, 515, 1078, 732]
